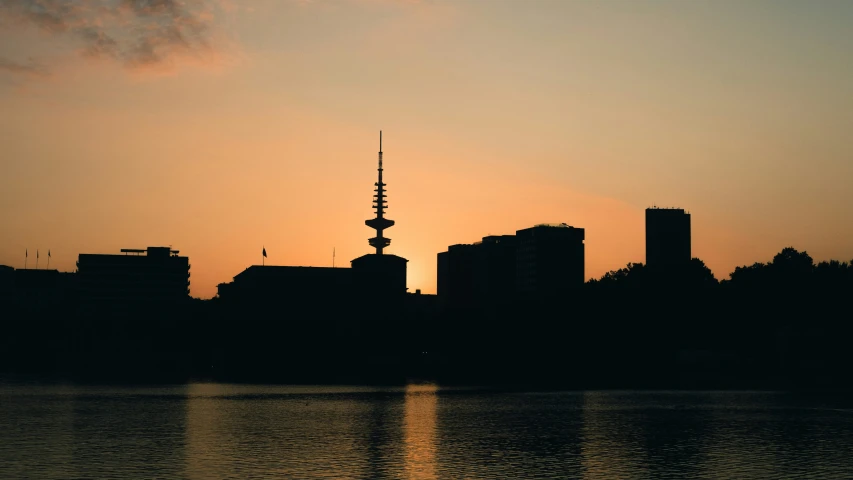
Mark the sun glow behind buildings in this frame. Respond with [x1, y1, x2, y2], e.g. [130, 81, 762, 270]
[1, 1, 852, 297]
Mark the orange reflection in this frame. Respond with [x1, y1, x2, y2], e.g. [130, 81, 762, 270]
[185, 383, 222, 480]
[403, 383, 438, 480]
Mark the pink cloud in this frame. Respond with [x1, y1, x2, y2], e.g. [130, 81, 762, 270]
[0, 0, 237, 78]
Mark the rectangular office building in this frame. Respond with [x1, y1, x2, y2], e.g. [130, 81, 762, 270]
[645, 208, 691, 269]
[77, 246, 190, 302]
[437, 235, 517, 308]
[516, 224, 585, 297]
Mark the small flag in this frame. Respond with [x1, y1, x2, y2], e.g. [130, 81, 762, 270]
[25, 249, 27, 258]
[262, 247, 267, 258]
[48, 250, 51, 258]
[37, 250, 39, 259]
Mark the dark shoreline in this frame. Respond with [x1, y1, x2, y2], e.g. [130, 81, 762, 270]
[3, 373, 851, 396]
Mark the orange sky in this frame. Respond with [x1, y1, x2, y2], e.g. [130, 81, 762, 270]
[2, 0, 852, 298]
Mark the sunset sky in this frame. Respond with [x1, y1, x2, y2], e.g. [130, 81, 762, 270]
[2, 0, 852, 298]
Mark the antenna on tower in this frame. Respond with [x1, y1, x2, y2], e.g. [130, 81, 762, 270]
[365, 130, 394, 254]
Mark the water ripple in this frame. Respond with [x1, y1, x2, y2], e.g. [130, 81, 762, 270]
[1, 386, 852, 479]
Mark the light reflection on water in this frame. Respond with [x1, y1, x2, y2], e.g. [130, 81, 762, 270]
[1, 385, 852, 479]
[404, 384, 438, 480]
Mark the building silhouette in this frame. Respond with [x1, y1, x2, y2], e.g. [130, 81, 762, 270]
[0, 265, 13, 298]
[0, 266, 77, 375]
[0, 267, 77, 312]
[76, 246, 190, 302]
[12, 268, 76, 299]
[67, 247, 192, 380]
[645, 207, 691, 269]
[351, 131, 408, 296]
[516, 223, 585, 297]
[438, 223, 584, 305]
[219, 132, 408, 304]
[437, 243, 476, 307]
[437, 235, 516, 308]
[210, 132, 421, 382]
[217, 265, 352, 302]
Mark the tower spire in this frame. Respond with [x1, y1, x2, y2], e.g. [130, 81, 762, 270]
[365, 130, 395, 254]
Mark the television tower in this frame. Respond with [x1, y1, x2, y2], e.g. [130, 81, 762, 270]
[365, 131, 395, 254]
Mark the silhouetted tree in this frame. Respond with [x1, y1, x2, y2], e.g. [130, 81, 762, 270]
[594, 262, 647, 287]
[725, 262, 769, 288]
[770, 247, 814, 288]
[673, 258, 718, 288]
[592, 258, 717, 290]
[7, 243, 853, 390]
[814, 260, 849, 286]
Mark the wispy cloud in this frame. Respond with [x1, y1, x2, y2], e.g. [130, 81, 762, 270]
[0, 0, 234, 77]
[0, 56, 49, 77]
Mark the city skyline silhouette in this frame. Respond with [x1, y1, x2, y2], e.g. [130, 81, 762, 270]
[2, 125, 850, 300]
[3, 129, 852, 300]
[2, 1, 853, 299]
[4, 3, 853, 480]
[3, 127, 851, 389]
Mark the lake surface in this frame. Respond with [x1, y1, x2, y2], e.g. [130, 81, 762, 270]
[1, 384, 852, 479]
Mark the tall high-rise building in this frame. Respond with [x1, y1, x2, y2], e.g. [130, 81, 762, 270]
[437, 243, 476, 306]
[645, 207, 691, 269]
[351, 131, 408, 295]
[516, 224, 585, 296]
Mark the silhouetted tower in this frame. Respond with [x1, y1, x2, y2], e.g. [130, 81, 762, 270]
[365, 131, 395, 254]
[351, 131, 408, 296]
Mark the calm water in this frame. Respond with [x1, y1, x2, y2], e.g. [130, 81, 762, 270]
[1, 384, 852, 479]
